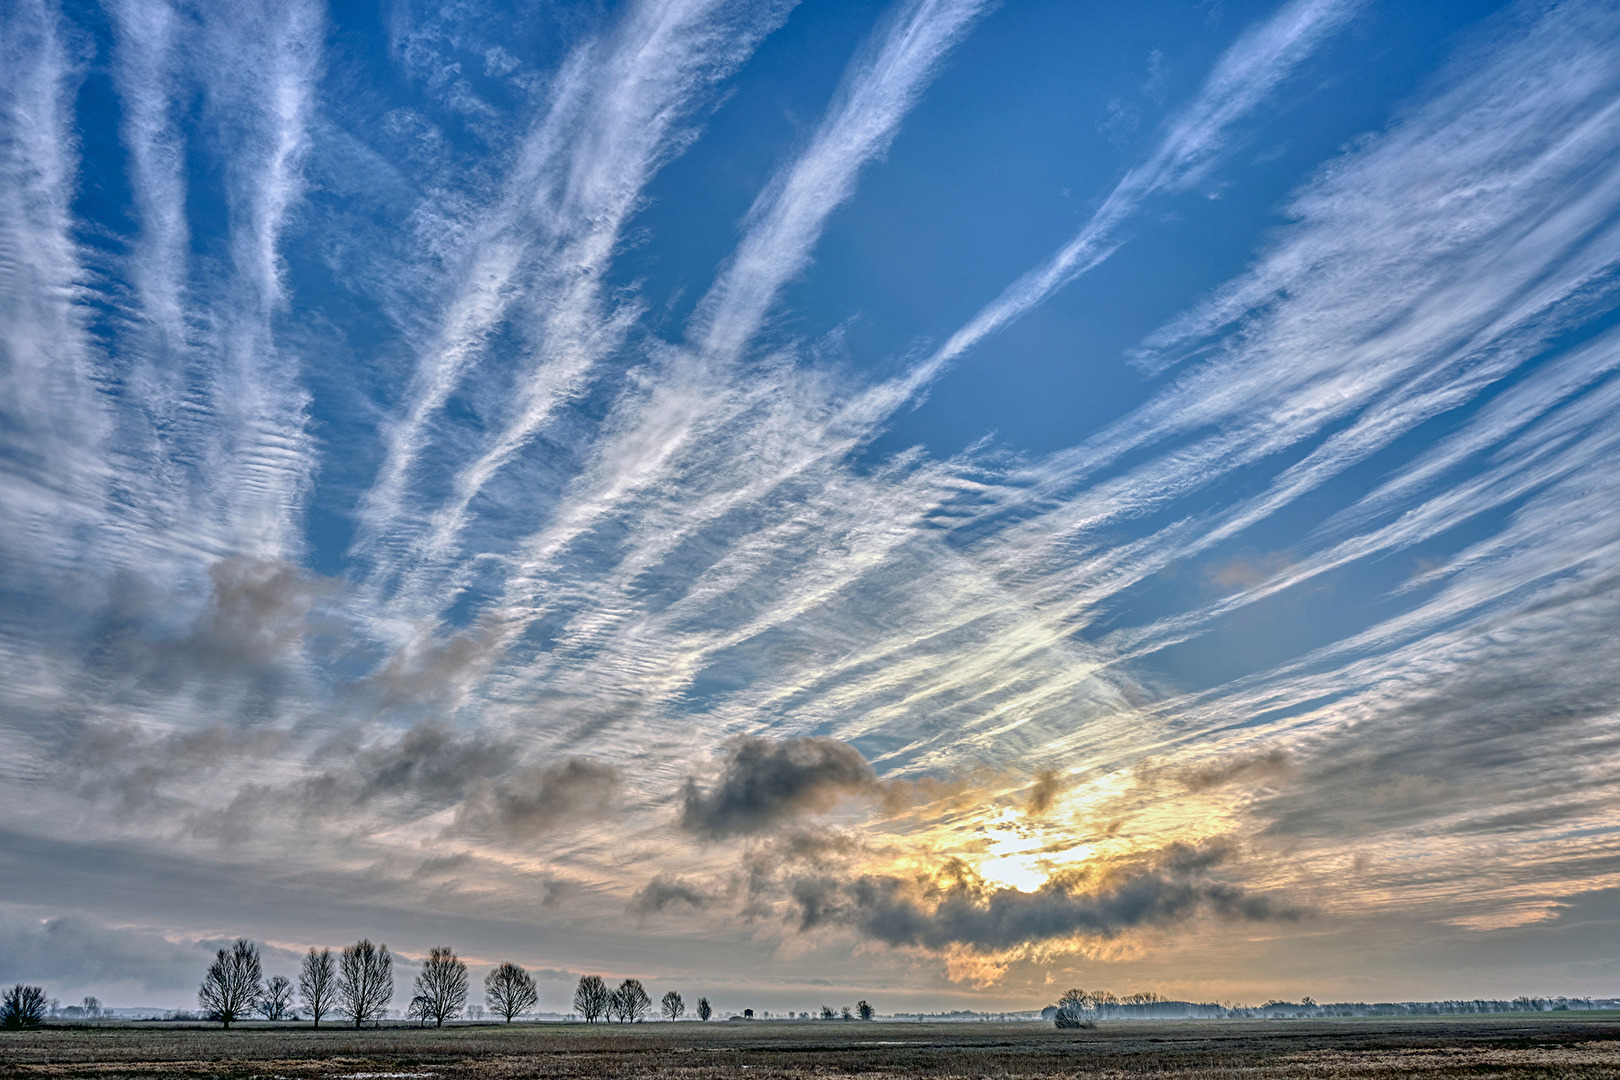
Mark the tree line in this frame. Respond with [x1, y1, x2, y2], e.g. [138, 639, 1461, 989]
[190, 938, 532, 1028]
[0, 939, 871, 1030]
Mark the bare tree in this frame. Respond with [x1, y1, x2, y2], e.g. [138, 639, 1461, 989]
[696, 996, 711, 1021]
[259, 976, 295, 1020]
[299, 948, 336, 1028]
[661, 990, 684, 1020]
[2, 985, 47, 1029]
[337, 939, 393, 1028]
[198, 939, 263, 1028]
[412, 947, 468, 1027]
[856, 1000, 874, 1021]
[613, 979, 650, 1023]
[573, 975, 609, 1024]
[484, 962, 538, 1023]
[81, 996, 101, 1019]
[819, 1005, 835, 1020]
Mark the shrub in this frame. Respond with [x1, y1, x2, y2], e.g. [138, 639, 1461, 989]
[2, 985, 47, 1029]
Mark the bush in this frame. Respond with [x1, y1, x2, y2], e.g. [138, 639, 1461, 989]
[1053, 1008, 1095, 1030]
[2, 985, 47, 1029]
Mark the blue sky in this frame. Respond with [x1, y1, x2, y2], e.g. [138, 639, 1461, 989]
[4, 0, 1620, 1013]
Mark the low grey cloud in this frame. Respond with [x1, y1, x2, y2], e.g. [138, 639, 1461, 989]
[455, 756, 620, 839]
[413, 852, 476, 879]
[0, 909, 207, 994]
[281, 722, 520, 822]
[190, 558, 337, 671]
[788, 841, 1300, 952]
[86, 558, 337, 702]
[628, 874, 713, 916]
[69, 722, 292, 816]
[679, 736, 884, 839]
[1176, 749, 1294, 793]
[369, 623, 503, 711]
[736, 828, 867, 916]
[347, 722, 514, 805]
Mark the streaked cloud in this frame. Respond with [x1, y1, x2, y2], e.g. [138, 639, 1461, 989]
[2, 0, 1618, 1010]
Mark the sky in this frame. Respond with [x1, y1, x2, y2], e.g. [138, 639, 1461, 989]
[2, 0, 1620, 1016]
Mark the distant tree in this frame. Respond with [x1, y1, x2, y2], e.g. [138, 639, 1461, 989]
[616, 979, 651, 1023]
[413, 947, 468, 1027]
[81, 996, 101, 1019]
[2, 985, 47, 1029]
[573, 975, 610, 1024]
[199, 939, 263, 1028]
[661, 990, 684, 1020]
[819, 1005, 836, 1020]
[840, 1006, 852, 1020]
[696, 996, 712, 1022]
[259, 976, 295, 1020]
[856, 1000, 874, 1021]
[336, 939, 393, 1028]
[299, 948, 337, 1028]
[467, 1004, 485, 1021]
[485, 963, 538, 1023]
[407, 994, 432, 1027]
[742, 1008, 753, 1019]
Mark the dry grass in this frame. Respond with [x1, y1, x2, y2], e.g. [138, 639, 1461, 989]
[4, 1014, 1620, 1079]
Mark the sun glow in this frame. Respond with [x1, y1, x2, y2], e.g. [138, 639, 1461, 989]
[972, 809, 1094, 892]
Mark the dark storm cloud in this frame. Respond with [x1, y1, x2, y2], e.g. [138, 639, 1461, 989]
[0, 909, 206, 993]
[679, 736, 883, 839]
[454, 756, 621, 838]
[628, 874, 713, 916]
[787, 841, 1300, 951]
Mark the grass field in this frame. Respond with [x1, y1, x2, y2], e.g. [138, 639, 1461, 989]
[5, 1014, 1620, 1079]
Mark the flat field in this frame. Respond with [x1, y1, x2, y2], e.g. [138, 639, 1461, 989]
[5, 1014, 1620, 1080]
